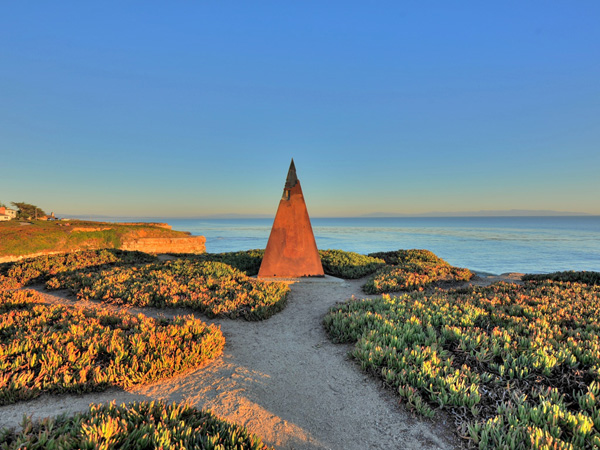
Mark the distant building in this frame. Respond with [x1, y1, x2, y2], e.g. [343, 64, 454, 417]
[0, 207, 17, 221]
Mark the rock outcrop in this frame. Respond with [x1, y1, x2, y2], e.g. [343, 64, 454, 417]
[117, 222, 173, 229]
[120, 236, 206, 254]
[0, 236, 206, 263]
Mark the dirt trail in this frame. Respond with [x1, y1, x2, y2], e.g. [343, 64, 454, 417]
[0, 277, 471, 449]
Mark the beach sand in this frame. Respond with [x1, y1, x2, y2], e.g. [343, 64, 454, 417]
[0, 272, 519, 449]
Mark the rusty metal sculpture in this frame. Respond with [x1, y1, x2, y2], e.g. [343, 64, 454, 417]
[258, 159, 324, 278]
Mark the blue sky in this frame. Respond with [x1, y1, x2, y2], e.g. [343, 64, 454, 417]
[1, 2, 599, 217]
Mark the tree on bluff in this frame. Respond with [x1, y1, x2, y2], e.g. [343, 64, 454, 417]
[11, 202, 46, 219]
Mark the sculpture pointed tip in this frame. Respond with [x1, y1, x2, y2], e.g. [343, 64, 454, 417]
[285, 158, 298, 189]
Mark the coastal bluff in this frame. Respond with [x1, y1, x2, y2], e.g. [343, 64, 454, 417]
[120, 236, 206, 254]
[0, 220, 206, 263]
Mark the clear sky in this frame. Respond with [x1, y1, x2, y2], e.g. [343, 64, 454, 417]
[1, 2, 599, 217]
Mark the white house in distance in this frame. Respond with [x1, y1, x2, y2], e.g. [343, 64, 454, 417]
[0, 207, 18, 221]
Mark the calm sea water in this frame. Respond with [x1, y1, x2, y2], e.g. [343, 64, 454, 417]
[161, 216, 600, 275]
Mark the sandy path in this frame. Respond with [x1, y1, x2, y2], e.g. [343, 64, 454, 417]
[0, 277, 468, 449]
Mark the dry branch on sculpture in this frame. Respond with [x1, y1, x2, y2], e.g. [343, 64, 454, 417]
[258, 159, 324, 278]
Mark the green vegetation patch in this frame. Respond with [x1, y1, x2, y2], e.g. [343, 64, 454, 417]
[0, 276, 21, 292]
[0, 249, 157, 289]
[522, 270, 600, 286]
[173, 249, 465, 289]
[179, 248, 386, 279]
[0, 219, 189, 258]
[364, 249, 473, 293]
[188, 249, 266, 276]
[0, 289, 224, 405]
[368, 249, 446, 266]
[324, 280, 600, 449]
[319, 249, 385, 279]
[47, 260, 289, 320]
[0, 400, 272, 450]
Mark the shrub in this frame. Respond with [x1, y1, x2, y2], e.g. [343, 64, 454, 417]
[368, 249, 445, 266]
[189, 249, 266, 276]
[0, 400, 272, 450]
[522, 270, 600, 286]
[47, 260, 289, 320]
[0, 289, 224, 405]
[364, 249, 473, 294]
[324, 280, 600, 448]
[318, 249, 385, 279]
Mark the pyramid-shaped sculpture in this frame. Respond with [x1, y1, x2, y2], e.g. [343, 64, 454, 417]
[258, 159, 324, 278]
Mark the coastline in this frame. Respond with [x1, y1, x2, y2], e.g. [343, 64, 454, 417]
[4, 216, 599, 274]
[163, 216, 600, 275]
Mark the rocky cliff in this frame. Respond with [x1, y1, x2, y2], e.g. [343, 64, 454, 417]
[0, 236, 206, 264]
[120, 236, 206, 254]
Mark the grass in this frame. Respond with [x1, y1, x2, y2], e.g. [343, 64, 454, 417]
[0, 289, 224, 405]
[0, 400, 272, 450]
[0, 220, 189, 258]
[324, 275, 600, 449]
[47, 259, 290, 320]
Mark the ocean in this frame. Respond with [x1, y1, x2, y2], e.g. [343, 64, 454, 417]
[162, 216, 600, 275]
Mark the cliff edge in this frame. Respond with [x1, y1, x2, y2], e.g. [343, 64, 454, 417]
[0, 220, 206, 263]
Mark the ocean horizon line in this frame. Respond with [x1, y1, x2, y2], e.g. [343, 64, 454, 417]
[56, 211, 597, 221]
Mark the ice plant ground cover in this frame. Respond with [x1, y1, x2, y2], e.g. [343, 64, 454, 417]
[0, 249, 157, 290]
[318, 249, 385, 279]
[0, 250, 289, 320]
[179, 249, 385, 279]
[523, 271, 600, 286]
[0, 400, 272, 450]
[324, 273, 600, 449]
[191, 249, 266, 276]
[364, 249, 473, 294]
[1, 247, 467, 298]
[0, 289, 224, 405]
[46, 259, 290, 320]
[173, 248, 468, 293]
